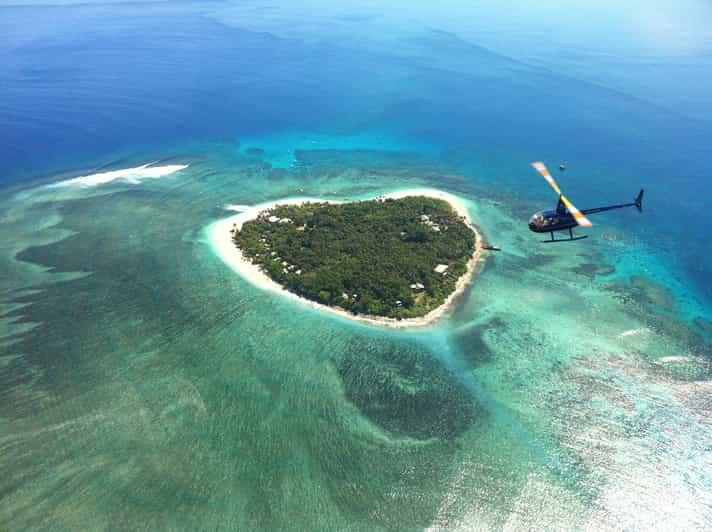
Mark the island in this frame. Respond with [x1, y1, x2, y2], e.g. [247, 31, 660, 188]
[210, 189, 484, 327]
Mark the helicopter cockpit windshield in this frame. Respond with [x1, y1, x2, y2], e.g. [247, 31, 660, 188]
[529, 212, 544, 229]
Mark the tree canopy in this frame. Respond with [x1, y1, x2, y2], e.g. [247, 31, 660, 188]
[232, 196, 476, 319]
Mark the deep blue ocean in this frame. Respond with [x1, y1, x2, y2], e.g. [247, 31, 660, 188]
[1, 1, 711, 529]
[3, 1, 711, 304]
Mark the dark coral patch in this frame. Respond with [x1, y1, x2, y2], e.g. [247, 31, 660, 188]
[453, 317, 506, 367]
[245, 147, 265, 158]
[525, 253, 556, 269]
[335, 338, 478, 440]
[630, 275, 675, 310]
[693, 316, 712, 339]
[572, 262, 615, 278]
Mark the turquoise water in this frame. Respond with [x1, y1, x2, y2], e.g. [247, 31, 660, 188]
[2, 1, 711, 530]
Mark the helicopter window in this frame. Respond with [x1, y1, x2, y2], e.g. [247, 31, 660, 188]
[529, 213, 544, 225]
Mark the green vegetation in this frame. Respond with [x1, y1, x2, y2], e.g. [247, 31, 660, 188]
[232, 196, 476, 319]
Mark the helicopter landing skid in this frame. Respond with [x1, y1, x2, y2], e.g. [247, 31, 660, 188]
[543, 235, 588, 243]
[543, 229, 588, 243]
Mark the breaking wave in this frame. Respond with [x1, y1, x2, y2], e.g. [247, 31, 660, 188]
[223, 204, 252, 212]
[51, 163, 188, 187]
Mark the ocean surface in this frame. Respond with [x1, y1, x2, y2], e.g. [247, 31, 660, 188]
[1, 1, 711, 529]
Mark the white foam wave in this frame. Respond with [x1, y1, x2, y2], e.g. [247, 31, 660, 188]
[619, 327, 650, 337]
[656, 355, 694, 364]
[51, 163, 188, 187]
[223, 204, 252, 212]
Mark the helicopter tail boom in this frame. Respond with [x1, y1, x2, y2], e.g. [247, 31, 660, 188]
[581, 189, 645, 216]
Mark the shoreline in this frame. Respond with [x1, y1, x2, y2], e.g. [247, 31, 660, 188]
[208, 188, 486, 328]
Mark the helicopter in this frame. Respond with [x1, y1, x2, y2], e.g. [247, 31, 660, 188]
[528, 161, 644, 242]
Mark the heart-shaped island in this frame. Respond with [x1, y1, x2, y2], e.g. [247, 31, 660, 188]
[211, 189, 485, 327]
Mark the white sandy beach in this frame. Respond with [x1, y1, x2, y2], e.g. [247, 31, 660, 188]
[208, 188, 486, 328]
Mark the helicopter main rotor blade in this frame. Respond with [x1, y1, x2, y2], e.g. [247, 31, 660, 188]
[559, 194, 593, 227]
[531, 161, 561, 195]
[531, 161, 593, 227]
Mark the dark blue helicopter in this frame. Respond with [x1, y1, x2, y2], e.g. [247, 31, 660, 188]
[528, 162, 644, 242]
